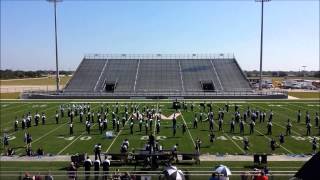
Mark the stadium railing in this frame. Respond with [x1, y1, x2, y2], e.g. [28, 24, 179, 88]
[83, 53, 235, 60]
[0, 170, 296, 180]
[22, 89, 288, 99]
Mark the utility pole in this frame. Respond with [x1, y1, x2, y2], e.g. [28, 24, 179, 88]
[256, 0, 271, 90]
[302, 66, 307, 81]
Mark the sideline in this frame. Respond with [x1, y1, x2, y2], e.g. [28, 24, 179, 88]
[0, 154, 312, 162]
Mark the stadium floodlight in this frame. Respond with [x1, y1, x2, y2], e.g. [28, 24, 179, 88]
[47, 0, 63, 94]
[255, 0, 271, 91]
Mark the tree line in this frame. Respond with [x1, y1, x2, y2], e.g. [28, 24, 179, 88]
[0, 70, 74, 80]
[0, 69, 318, 80]
[244, 70, 320, 78]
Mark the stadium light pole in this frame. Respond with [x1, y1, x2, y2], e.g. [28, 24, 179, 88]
[47, 0, 62, 94]
[256, 0, 271, 91]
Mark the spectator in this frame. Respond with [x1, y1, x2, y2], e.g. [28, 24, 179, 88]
[44, 173, 54, 180]
[255, 171, 268, 180]
[209, 172, 219, 180]
[68, 162, 77, 180]
[112, 169, 120, 180]
[263, 166, 269, 175]
[120, 172, 131, 180]
[84, 156, 92, 180]
[171, 144, 178, 163]
[22, 172, 33, 180]
[195, 148, 200, 165]
[94, 158, 100, 180]
[240, 172, 251, 180]
[102, 157, 110, 180]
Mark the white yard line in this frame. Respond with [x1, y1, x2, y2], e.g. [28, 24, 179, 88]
[278, 105, 318, 118]
[238, 105, 298, 154]
[273, 121, 302, 136]
[1, 105, 31, 119]
[0, 103, 28, 112]
[105, 117, 129, 153]
[16, 122, 68, 153]
[211, 104, 245, 153]
[1, 105, 60, 141]
[179, 111, 196, 147]
[57, 125, 96, 155]
[236, 104, 313, 155]
[1, 104, 58, 127]
[254, 128, 293, 154]
[32, 123, 68, 145]
[105, 104, 141, 153]
[253, 104, 303, 135]
[289, 104, 319, 113]
[223, 132, 246, 154]
[213, 119, 245, 154]
[57, 105, 101, 155]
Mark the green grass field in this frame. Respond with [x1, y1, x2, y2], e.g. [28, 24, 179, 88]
[1, 100, 319, 156]
[288, 91, 320, 99]
[0, 93, 20, 99]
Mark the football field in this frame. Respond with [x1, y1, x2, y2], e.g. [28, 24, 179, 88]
[1, 100, 319, 156]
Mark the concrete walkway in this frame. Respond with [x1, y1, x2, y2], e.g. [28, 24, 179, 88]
[199, 154, 311, 161]
[0, 154, 312, 162]
[288, 95, 299, 100]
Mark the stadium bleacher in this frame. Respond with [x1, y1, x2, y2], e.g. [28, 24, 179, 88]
[64, 59, 106, 92]
[64, 54, 252, 95]
[136, 59, 183, 92]
[95, 59, 139, 92]
[180, 59, 223, 92]
[24, 54, 287, 99]
[213, 59, 251, 91]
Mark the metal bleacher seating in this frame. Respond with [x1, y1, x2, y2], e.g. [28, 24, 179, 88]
[135, 59, 183, 93]
[180, 59, 223, 92]
[63, 54, 253, 96]
[95, 59, 138, 92]
[64, 59, 106, 92]
[213, 59, 252, 91]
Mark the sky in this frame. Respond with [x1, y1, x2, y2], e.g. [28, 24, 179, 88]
[1, 0, 319, 71]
